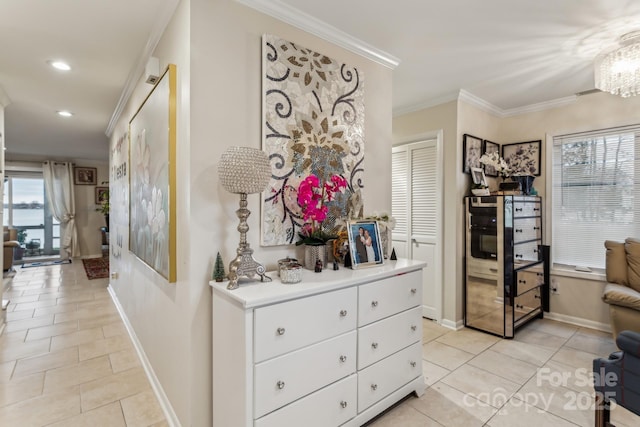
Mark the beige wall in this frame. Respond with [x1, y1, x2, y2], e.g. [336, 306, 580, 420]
[108, 0, 393, 425]
[394, 91, 640, 329]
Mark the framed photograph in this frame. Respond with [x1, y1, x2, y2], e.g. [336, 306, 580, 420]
[95, 187, 109, 204]
[129, 64, 177, 283]
[471, 167, 487, 187]
[347, 220, 384, 269]
[501, 140, 542, 176]
[482, 140, 500, 177]
[463, 134, 482, 174]
[74, 167, 97, 185]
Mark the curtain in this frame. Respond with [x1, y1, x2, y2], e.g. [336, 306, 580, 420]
[42, 161, 78, 259]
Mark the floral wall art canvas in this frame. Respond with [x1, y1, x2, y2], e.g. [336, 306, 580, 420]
[261, 34, 365, 246]
[129, 64, 177, 282]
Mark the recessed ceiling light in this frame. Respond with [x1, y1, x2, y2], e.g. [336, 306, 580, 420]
[47, 60, 71, 71]
[57, 110, 73, 117]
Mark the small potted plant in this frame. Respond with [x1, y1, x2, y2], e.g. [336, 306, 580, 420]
[14, 229, 27, 260]
[471, 183, 490, 196]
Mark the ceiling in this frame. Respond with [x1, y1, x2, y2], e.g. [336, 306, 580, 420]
[2, 1, 640, 162]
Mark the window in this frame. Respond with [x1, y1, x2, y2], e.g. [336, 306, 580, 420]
[552, 125, 640, 269]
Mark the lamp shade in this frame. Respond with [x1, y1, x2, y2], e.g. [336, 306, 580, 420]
[218, 146, 271, 194]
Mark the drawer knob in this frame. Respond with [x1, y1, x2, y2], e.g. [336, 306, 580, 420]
[515, 208, 523, 212]
[340, 355, 347, 363]
[410, 288, 417, 294]
[339, 309, 348, 317]
[276, 380, 285, 390]
[410, 361, 417, 367]
[371, 300, 379, 307]
[515, 229, 523, 233]
[340, 400, 348, 409]
[276, 327, 286, 336]
[411, 325, 417, 331]
[371, 342, 378, 349]
[371, 384, 378, 391]
[534, 294, 541, 299]
[516, 304, 524, 309]
[533, 226, 541, 230]
[515, 254, 523, 258]
[519, 279, 526, 284]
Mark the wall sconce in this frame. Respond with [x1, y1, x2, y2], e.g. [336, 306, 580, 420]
[218, 146, 272, 290]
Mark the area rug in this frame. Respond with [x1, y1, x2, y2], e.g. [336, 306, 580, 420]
[21, 259, 72, 268]
[82, 256, 109, 279]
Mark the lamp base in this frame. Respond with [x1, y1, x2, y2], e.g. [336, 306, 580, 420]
[227, 245, 272, 290]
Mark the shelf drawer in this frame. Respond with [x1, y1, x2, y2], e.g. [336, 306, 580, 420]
[254, 331, 356, 418]
[254, 287, 357, 362]
[358, 270, 422, 327]
[255, 374, 357, 427]
[513, 217, 541, 243]
[513, 201, 541, 218]
[358, 306, 422, 369]
[513, 287, 541, 322]
[357, 341, 422, 412]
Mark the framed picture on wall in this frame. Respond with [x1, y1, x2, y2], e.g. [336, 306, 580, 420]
[463, 134, 482, 174]
[501, 140, 542, 176]
[95, 187, 109, 204]
[74, 167, 97, 185]
[482, 140, 500, 177]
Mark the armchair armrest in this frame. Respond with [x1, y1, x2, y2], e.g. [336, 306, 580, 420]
[617, 330, 640, 357]
[3, 240, 20, 248]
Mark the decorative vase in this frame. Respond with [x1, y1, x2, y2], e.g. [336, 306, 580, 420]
[304, 244, 326, 271]
[511, 175, 535, 195]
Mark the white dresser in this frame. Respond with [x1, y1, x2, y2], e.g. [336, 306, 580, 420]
[210, 259, 427, 427]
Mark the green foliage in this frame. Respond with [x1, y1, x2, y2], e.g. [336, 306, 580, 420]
[213, 252, 225, 282]
[16, 229, 27, 245]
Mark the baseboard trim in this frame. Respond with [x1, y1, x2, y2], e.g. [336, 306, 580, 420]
[545, 311, 612, 333]
[440, 318, 464, 331]
[107, 285, 181, 426]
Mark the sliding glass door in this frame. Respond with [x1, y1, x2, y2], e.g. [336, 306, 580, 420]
[3, 175, 60, 259]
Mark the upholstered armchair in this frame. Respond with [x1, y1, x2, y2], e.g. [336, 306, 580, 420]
[3, 227, 20, 271]
[593, 330, 640, 426]
[602, 239, 640, 341]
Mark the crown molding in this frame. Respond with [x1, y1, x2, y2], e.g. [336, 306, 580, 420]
[457, 89, 503, 117]
[235, 0, 400, 69]
[501, 95, 577, 117]
[105, 0, 180, 137]
[0, 85, 11, 108]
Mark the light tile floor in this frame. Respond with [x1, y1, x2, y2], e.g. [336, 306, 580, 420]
[2, 262, 639, 426]
[0, 262, 166, 427]
[368, 318, 640, 427]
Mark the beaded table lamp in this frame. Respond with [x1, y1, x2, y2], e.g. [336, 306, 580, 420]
[218, 146, 272, 290]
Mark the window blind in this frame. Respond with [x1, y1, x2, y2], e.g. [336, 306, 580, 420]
[552, 125, 640, 269]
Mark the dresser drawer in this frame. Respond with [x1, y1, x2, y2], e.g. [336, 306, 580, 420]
[513, 241, 541, 266]
[357, 341, 422, 411]
[515, 266, 544, 295]
[513, 201, 541, 218]
[254, 287, 357, 362]
[513, 217, 541, 243]
[358, 306, 422, 369]
[467, 258, 499, 280]
[513, 287, 541, 322]
[255, 374, 357, 427]
[358, 271, 422, 327]
[254, 331, 356, 418]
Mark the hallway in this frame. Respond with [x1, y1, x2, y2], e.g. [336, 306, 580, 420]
[0, 261, 166, 426]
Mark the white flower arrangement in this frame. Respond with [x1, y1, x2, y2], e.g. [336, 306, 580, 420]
[479, 151, 511, 178]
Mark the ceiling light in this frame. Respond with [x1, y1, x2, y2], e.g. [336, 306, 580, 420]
[47, 60, 71, 71]
[595, 31, 640, 97]
[57, 110, 73, 117]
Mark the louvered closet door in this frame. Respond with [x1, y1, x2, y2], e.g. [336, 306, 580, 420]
[392, 139, 441, 320]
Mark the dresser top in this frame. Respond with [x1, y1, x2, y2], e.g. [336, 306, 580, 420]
[209, 258, 427, 309]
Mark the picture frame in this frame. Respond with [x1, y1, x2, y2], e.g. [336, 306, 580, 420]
[482, 140, 500, 177]
[129, 64, 177, 283]
[501, 140, 542, 176]
[347, 220, 384, 269]
[74, 167, 97, 185]
[95, 187, 109, 204]
[471, 167, 487, 187]
[462, 134, 483, 174]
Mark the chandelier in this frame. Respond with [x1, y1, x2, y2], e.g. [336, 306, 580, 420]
[595, 31, 640, 97]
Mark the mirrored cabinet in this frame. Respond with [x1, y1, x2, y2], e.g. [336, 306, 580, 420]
[464, 195, 549, 338]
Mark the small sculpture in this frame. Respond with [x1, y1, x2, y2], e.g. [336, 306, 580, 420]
[314, 259, 323, 272]
[213, 252, 225, 282]
[333, 261, 339, 271]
